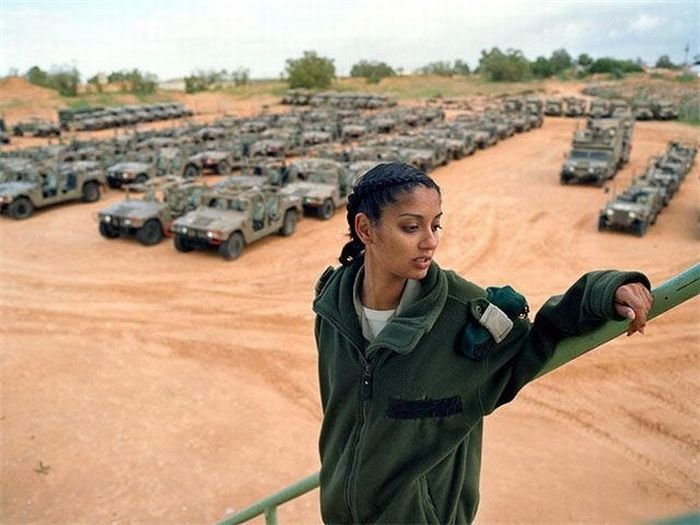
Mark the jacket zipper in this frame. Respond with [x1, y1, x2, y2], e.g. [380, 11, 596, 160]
[345, 352, 373, 523]
[316, 311, 373, 523]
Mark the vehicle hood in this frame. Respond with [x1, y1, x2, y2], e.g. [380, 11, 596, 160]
[99, 199, 166, 219]
[0, 181, 35, 197]
[605, 201, 646, 213]
[173, 207, 245, 231]
[109, 162, 150, 172]
[283, 181, 335, 199]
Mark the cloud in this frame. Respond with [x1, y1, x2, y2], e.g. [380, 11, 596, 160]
[629, 13, 664, 32]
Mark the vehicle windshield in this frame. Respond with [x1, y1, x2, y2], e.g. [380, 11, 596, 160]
[589, 151, 609, 161]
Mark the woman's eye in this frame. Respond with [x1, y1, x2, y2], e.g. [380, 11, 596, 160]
[402, 225, 419, 233]
[432, 224, 442, 232]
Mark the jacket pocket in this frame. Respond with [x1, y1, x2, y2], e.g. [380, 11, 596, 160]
[419, 475, 441, 524]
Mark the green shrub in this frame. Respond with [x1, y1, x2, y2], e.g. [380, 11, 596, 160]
[285, 51, 335, 89]
[351, 60, 396, 84]
[478, 47, 531, 82]
[24, 65, 80, 96]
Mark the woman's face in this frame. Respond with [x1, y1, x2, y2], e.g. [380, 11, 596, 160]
[362, 185, 442, 281]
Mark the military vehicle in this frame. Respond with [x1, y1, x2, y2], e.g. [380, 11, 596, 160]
[0, 162, 105, 219]
[598, 188, 660, 236]
[564, 97, 587, 117]
[609, 99, 632, 119]
[641, 162, 682, 199]
[283, 158, 355, 219]
[12, 118, 61, 137]
[544, 98, 563, 116]
[341, 123, 369, 142]
[183, 142, 245, 177]
[526, 97, 545, 128]
[171, 186, 303, 260]
[106, 157, 157, 188]
[632, 100, 654, 120]
[561, 117, 634, 185]
[98, 178, 208, 245]
[589, 99, 611, 118]
[652, 100, 678, 120]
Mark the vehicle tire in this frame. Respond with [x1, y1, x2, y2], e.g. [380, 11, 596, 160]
[219, 232, 244, 260]
[217, 161, 231, 175]
[107, 178, 122, 189]
[633, 220, 648, 237]
[183, 164, 199, 179]
[99, 221, 120, 239]
[7, 197, 33, 220]
[136, 219, 163, 246]
[560, 175, 570, 185]
[174, 234, 194, 252]
[134, 174, 148, 184]
[279, 209, 297, 236]
[81, 181, 101, 202]
[597, 216, 607, 231]
[318, 199, 335, 220]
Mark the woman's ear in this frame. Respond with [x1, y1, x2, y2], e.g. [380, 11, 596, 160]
[355, 213, 373, 245]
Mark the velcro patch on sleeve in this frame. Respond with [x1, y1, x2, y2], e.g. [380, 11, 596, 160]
[478, 303, 513, 344]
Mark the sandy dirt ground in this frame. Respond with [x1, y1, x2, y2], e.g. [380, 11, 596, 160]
[1, 113, 699, 525]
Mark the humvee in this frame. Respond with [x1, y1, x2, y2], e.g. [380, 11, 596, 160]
[12, 118, 61, 137]
[652, 101, 678, 120]
[184, 142, 245, 177]
[0, 163, 105, 219]
[632, 100, 654, 120]
[598, 187, 661, 236]
[564, 97, 587, 117]
[544, 98, 563, 116]
[98, 177, 208, 245]
[106, 157, 157, 188]
[589, 99, 611, 118]
[171, 186, 303, 260]
[283, 158, 355, 220]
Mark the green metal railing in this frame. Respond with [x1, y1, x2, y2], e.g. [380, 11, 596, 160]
[217, 263, 699, 525]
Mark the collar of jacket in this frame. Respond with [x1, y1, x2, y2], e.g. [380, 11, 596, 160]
[313, 259, 449, 358]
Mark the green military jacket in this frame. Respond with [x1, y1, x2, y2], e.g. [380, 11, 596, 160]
[313, 259, 649, 525]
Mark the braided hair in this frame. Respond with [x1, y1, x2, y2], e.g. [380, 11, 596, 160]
[339, 162, 441, 265]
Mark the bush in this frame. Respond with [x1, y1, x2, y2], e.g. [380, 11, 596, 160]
[24, 65, 80, 96]
[655, 55, 677, 70]
[531, 56, 553, 78]
[285, 51, 335, 89]
[106, 68, 157, 94]
[589, 57, 643, 74]
[678, 93, 700, 125]
[478, 47, 530, 82]
[350, 60, 396, 84]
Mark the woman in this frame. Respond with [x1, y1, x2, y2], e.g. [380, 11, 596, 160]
[313, 162, 652, 525]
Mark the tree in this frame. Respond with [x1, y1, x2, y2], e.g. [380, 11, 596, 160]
[577, 53, 594, 67]
[25, 65, 79, 96]
[453, 59, 470, 76]
[350, 60, 396, 84]
[25, 66, 50, 88]
[655, 55, 677, 69]
[107, 68, 158, 94]
[549, 48, 572, 73]
[285, 51, 335, 89]
[531, 56, 554, 78]
[415, 61, 455, 77]
[231, 67, 250, 86]
[478, 47, 530, 82]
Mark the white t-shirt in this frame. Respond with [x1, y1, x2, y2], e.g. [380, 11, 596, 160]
[362, 306, 396, 339]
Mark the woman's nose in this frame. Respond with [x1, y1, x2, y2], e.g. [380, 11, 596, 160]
[419, 229, 439, 250]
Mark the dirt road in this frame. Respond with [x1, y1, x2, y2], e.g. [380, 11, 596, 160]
[1, 117, 698, 524]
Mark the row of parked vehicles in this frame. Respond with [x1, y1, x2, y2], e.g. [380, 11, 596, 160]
[57, 102, 193, 131]
[560, 114, 635, 186]
[546, 97, 678, 121]
[598, 140, 696, 236]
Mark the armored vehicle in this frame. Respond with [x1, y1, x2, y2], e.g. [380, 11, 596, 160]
[652, 100, 678, 120]
[13, 118, 61, 137]
[544, 98, 563, 116]
[598, 187, 661, 236]
[609, 99, 632, 119]
[98, 178, 208, 245]
[184, 142, 245, 177]
[632, 100, 654, 120]
[107, 158, 157, 188]
[641, 162, 682, 199]
[564, 97, 587, 117]
[561, 117, 633, 185]
[589, 99, 611, 118]
[0, 163, 105, 220]
[283, 158, 355, 219]
[171, 186, 302, 260]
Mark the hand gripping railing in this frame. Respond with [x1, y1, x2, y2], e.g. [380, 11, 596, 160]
[217, 263, 700, 525]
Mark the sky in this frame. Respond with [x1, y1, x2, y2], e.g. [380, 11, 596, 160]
[0, 0, 697, 81]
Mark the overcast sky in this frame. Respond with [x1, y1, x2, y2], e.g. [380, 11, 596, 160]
[0, 0, 697, 81]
